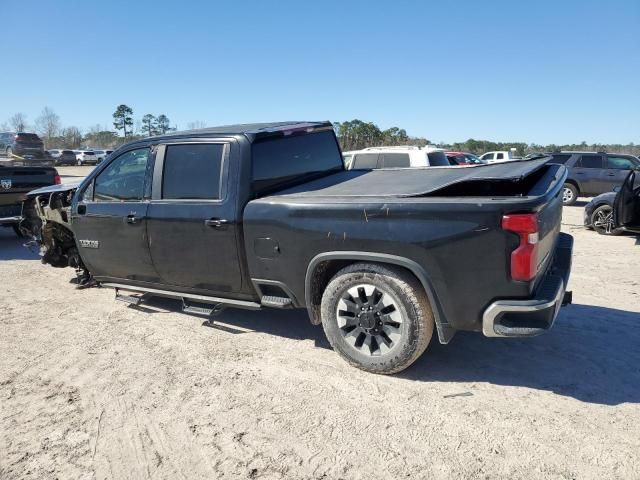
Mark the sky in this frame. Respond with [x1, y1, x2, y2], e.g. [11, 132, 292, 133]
[1, 0, 638, 145]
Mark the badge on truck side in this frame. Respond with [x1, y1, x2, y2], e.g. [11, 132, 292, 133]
[79, 239, 99, 249]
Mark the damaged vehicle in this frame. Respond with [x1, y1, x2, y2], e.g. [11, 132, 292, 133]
[21, 121, 573, 374]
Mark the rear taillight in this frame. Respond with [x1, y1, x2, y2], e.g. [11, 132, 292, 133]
[502, 213, 539, 282]
[54, 175, 62, 185]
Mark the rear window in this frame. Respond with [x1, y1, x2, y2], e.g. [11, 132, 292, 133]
[16, 133, 41, 141]
[62, 150, 74, 154]
[252, 130, 343, 194]
[548, 154, 571, 164]
[427, 151, 449, 166]
[351, 153, 379, 169]
[577, 155, 602, 168]
[162, 143, 224, 199]
[84, 151, 95, 155]
[381, 153, 410, 168]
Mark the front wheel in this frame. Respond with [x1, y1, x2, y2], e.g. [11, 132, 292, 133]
[321, 263, 434, 374]
[591, 205, 623, 236]
[77, 159, 82, 166]
[562, 183, 578, 205]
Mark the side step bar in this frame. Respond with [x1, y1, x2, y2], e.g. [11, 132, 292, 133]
[260, 296, 292, 308]
[102, 283, 261, 310]
[115, 288, 144, 306]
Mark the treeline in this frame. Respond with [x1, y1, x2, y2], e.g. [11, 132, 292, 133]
[334, 119, 428, 151]
[1, 106, 209, 150]
[335, 119, 640, 156]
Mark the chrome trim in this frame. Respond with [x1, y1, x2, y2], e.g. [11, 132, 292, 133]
[482, 279, 565, 337]
[0, 215, 21, 224]
[101, 282, 261, 310]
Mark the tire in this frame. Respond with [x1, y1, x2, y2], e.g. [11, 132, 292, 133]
[562, 183, 578, 205]
[591, 204, 623, 236]
[77, 159, 82, 166]
[320, 263, 434, 374]
[6, 147, 13, 157]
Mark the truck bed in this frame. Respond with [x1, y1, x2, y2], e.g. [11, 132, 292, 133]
[244, 158, 567, 337]
[268, 157, 551, 199]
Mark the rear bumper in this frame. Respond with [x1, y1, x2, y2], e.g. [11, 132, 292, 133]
[482, 233, 573, 338]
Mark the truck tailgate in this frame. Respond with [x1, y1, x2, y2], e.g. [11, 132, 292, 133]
[0, 166, 59, 206]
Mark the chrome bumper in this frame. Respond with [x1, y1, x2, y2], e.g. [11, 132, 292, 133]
[482, 233, 573, 338]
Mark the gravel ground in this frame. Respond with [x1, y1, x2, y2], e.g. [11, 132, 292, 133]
[0, 186, 639, 479]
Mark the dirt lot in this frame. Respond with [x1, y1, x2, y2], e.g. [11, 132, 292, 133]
[1, 180, 639, 479]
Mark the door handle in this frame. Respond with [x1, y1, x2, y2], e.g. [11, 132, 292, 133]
[204, 218, 229, 228]
[575, 172, 585, 174]
[607, 173, 616, 177]
[126, 214, 139, 224]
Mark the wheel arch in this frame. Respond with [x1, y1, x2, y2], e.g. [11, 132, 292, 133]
[304, 251, 454, 344]
[565, 178, 580, 193]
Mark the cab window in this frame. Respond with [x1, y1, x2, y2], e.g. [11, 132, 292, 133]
[93, 148, 149, 202]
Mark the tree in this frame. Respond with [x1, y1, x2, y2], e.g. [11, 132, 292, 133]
[61, 126, 83, 149]
[156, 114, 171, 134]
[113, 104, 133, 137]
[141, 114, 157, 137]
[35, 107, 61, 146]
[8, 113, 29, 132]
[83, 130, 120, 149]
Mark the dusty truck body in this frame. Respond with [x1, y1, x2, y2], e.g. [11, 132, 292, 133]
[21, 121, 573, 374]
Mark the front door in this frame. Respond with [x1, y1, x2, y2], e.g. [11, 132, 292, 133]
[145, 141, 243, 296]
[72, 147, 160, 283]
[614, 170, 640, 229]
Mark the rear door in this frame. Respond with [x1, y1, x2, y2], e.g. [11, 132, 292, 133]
[145, 141, 243, 295]
[604, 155, 638, 192]
[573, 154, 604, 195]
[72, 147, 160, 283]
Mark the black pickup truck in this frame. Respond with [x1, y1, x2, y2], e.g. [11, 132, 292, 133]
[21, 122, 573, 374]
[0, 163, 60, 236]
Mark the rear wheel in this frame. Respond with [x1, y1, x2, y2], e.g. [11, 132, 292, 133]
[321, 263, 434, 374]
[562, 183, 578, 205]
[591, 205, 623, 236]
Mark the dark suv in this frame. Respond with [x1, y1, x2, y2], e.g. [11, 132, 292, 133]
[548, 151, 640, 205]
[0, 132, 46, 160]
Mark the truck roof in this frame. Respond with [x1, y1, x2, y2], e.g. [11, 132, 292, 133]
[159, 121, 333, 142]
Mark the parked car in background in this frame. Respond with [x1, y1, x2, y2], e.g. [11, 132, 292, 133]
[479, 151, 520, 163]
[0, 132, 46, 159]
[348, 146, 449, 169]
[584, 169, 640, 235]
[74, 150, 98, 166]
[446, 152, 487, 166]
[546, 151, 640, 205]
[54, 150, 78, 166]
[48, 149, 63, 160]
[93, 149, 114, 164]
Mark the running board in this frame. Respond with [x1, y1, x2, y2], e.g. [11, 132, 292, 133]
[115, 288, 143, 306]
[101, 283, 261, 310]
[260, 296, 293, 308]
[182, 299, 226, 317]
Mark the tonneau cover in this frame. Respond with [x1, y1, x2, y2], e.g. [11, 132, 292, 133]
[272, 158, 549, 198]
